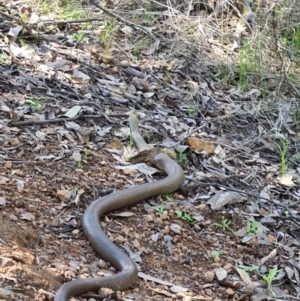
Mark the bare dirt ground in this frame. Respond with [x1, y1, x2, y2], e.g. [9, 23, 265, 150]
[1, 1, 300, 301]
[0, 138, 276, 301]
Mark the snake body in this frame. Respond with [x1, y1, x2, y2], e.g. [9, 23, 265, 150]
[54, 153, 185, 300]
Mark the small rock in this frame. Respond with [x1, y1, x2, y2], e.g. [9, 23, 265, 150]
[160, 213, 169, 220]
[5, 161, 12, 169]
[223, 263, 233, 271]
[144, 214, 153, 222]
[72, 229, 79, 235]
[0, 197, 6, 206]
[215, 267, 227, 281]
[133, 239, 140, 249]
[151, 233, 160, 242]
[120, 60, 129, 67]
[56, 190, 71, 203]
[155, 217, 164, 225]
[203, 271, 215, 283]
[214, 256, 221, 263]
[9, 138, 20, 146]
[28, 204, 36, 212]
[0, 287, 12, 298]
[131, 77, 149, 92]
[20, 212, 35, 221]
[197, 203, 207, 210]
[170, 285, 188, 293]
[115, 235, 125, 244]
[12, 251, 35, 264]
[170, 223, 181, 234]
[0, 257, 14, 268]
[226, 288, 235, 296]
[98, 288, 114, 296]
[98, 260, 107, 269]
[9, 214, 18, 221]
[121, 226, 130, 236]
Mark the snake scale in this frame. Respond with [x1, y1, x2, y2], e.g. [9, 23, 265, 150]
[54, 115, 185, 300]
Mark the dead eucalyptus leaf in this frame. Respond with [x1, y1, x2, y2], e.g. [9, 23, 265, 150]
[64, 106, 82, 118]
[187, 137, 216, 154]
[207, 191, 244, 210]
[109, 212, 136, 217]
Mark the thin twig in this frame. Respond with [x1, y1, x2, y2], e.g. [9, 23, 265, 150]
[90, 0, 154, 37]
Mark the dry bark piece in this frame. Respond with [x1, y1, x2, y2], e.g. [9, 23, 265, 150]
[131, 77, 149, 92]
[187, 137, 216, 154]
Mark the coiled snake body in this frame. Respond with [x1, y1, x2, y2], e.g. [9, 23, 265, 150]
[55, 118, 185, 300]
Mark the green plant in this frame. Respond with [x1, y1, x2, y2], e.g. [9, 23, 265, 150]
[238, 264, 259, 272]
[213, 216, 234, 233]
[210, 249, 223, 258]
[26, 98, 45, 111]
[283, 210, 290, 218]
[277, 137, 289, 175]
[77, 159, 83, 168]
[177, 149, 187, 163]
[262, 266, 281, 297]
[72, 33, 87, 43]
[0, 54, 8, 64]
[83, 149, 89, 160]
[247, 221, 259, 236]
[187, 104, 197, 117]
[175, 210, 197, 226]
[99, 18, 116, 45]
[164, 194, 173, 202]
[155, 207, 168, 214]
[19, 38, 26, 47]
[77, 149, 89, 168]
[128, 130, 134, 148]
[59, 0, 83, 20]
[19, 13, 28, 21]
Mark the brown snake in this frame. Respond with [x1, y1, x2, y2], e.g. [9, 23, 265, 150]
[54, 115, 185, 300]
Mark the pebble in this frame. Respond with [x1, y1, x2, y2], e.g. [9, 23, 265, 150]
[9, 214, 18, 221]
[226, 288, 235, 296]
[170, 223, 181, 234]
[115, 235, 125, 244]
[121, 226, 130, 236]
[155, 217, 163, 225]
[98, 260, 107, 269]
[203, 271, 215, 283]
[133, 239, 140, 249]
[144, 215, 153, 222]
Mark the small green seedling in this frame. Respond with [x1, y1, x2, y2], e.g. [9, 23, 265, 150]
[283, 210, 290, 218]
[77, 150, 89, 168]
[164, 194, 173, 202]
[213, 216, 234, 233]
[72, 33, 87, 43]
[99, 18, 116, 45]
[77, 159, 83, 168]
[238, 264, 259, 272]
[129, 130, 134, 148]
[262, 266, 281, 297]
[83, 149, 89, 160]
[155, 207, 168, 215]
[175, 210, 197, 226]
[177, 149, 187, 163]
[247, 221, 259, 236]
[277, 137, 289, 176]
[26, 98, 44, 112]
[210, 249, 223, 258]
[0, 54, 8, 64]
